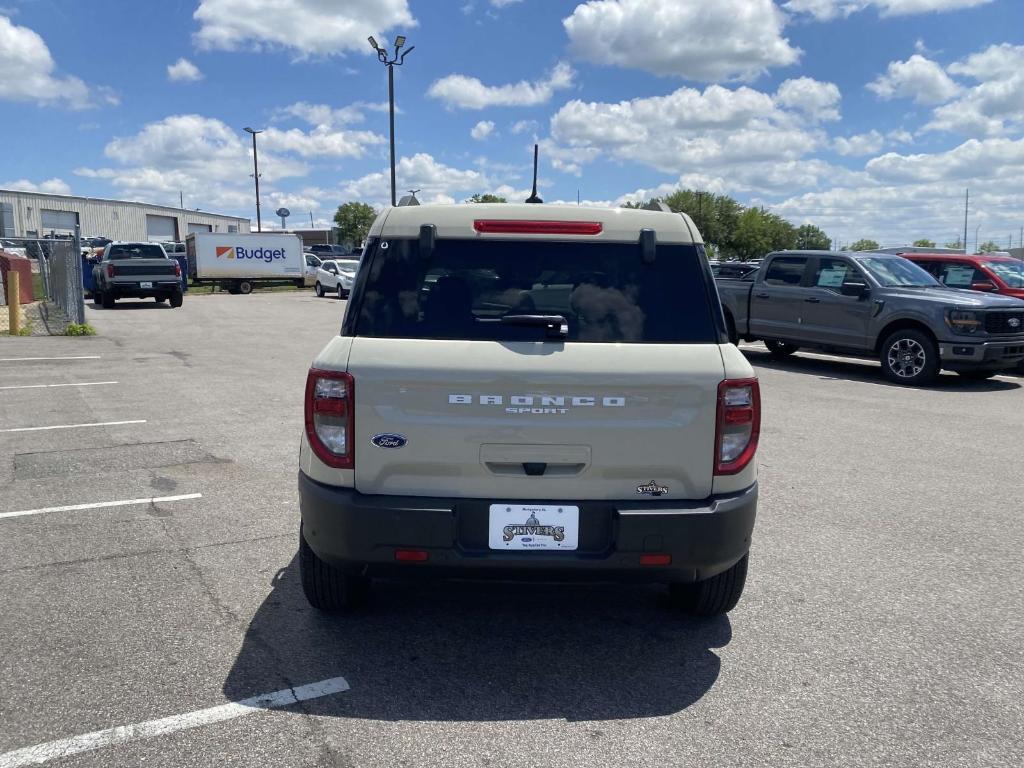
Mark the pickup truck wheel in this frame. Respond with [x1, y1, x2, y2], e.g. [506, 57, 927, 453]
[101, 290, 115, 309]
[669, 553, 748, 617]
[299, 524, 369, 612]
[93, 290, 102, 307]
[315, 282, 324, 297]
[765, 340, 799, 357]
[880, 330, 939, 386]
[169, 292, 183, 309]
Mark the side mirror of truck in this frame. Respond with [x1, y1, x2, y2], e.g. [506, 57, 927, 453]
[970, 280, 997, 292]
[841, 281, 868, 298]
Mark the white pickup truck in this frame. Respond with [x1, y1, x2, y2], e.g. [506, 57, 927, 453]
[297, 204, 760, 617]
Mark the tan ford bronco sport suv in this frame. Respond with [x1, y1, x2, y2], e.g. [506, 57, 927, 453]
[298, 203, 760, 617]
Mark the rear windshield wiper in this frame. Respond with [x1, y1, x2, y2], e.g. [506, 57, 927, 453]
[500, 314, 568, 339]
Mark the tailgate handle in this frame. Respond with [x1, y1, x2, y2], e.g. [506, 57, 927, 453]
[523, 462, 547, 476]
[480, 443, 590, 478]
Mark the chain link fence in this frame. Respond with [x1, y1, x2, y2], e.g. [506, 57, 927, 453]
[0, 227, 86, 325]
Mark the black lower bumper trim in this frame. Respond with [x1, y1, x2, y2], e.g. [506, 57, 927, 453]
[298, 473, 757, 583]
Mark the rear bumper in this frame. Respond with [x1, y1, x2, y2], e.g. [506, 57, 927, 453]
[298, 472, 757, 583]
[106, 280, 181, 297]
[939, 338, 1024, 370]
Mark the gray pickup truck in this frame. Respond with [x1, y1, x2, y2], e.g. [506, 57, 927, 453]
[92, 242, 183, 309]
[717, 250, 1024, 385]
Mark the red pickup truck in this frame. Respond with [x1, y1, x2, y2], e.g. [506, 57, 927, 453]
[899, 252, 1024, 300]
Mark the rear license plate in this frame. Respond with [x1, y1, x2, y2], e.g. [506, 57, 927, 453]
[488, 504, 579, 551]
[140, 281, 153, 289]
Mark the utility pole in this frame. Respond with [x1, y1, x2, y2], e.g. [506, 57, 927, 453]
[310, 211, 314, 228]
[179, 191, 184, 209]
[962, 188, 969, 254]
[244, 127, 264, 232]
[369, 35, 414, 207]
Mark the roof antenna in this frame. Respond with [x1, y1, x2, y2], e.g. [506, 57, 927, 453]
[525, 144, 543, 204]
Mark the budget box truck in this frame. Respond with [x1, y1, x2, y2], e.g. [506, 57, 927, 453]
[186, 232, 304, 294]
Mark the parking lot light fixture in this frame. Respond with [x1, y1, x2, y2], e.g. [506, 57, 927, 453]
[243, 127, 264, 233]
[370, 35, 415, 207]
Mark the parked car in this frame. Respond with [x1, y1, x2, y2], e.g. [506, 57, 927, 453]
[899, 252, 1024, 301]
[297, 203, 758, 617]
[313, 258, 358, 298]
[717, 250, 1024, 384]
[308, 244, 354, 258]
[303, 252, 323, 287]
[92, 242, 183, 308]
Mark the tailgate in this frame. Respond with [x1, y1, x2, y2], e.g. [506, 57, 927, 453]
[347, 338, 725, 500]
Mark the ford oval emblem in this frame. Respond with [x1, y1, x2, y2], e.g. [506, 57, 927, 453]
[371, 433, 407, 449]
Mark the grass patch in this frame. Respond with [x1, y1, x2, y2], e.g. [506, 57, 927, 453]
[65, 322, 97, 336]
[32, 273, 45, 300]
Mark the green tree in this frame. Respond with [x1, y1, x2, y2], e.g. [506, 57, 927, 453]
[794, 224, 831, 250]
[978, 240, 1001, 253]
[849, 238, 880, 251]
[913, 238, 936, 248]
[333, 202, 377, 248]
[944, 239, 964, 250]
[466, 193, 507, 203]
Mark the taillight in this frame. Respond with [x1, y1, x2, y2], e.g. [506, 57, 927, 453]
[106, 263, 115, 278]
[473, 220, 603, 235]
[304, 368, 354, 469]
[174, 262, 181, 278]
[714, 378, 760, 475]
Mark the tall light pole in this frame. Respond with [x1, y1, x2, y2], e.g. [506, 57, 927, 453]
[244, 127, 264, 232]
[368, 35, 414, 207]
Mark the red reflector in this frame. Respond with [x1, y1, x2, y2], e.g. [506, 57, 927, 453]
[473, 219, 603, 235]
[640, 553, 672, 566]
[723, 409, 753, 425]
[394, 549, 429, 562]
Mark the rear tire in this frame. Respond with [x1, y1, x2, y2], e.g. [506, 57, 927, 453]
[93, 290, 102, 307]
[880, 329, 939, 386]
[669, 553, 748, 617]
[169, 292, 183, 309]
[299, 524, 369, 612]
[238, 280, 253, 295]
[101, 290, 115, 309]
[315, 282, 324, 297]
[337, 284, 345, 299]
[765, 340, 799, 357]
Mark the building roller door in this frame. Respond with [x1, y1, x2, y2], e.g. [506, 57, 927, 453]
[146, 214, 178, 242]
[187, 223, 212, 234]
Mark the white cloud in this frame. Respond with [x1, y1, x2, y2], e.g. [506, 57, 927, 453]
[167, 58, 203, 82]
[833, 130, 886, 156]
[428, 62, 574, 110]
[548, 83, 827, 180]
[470, 120, 495, 140]
[193, 0, 416, 56]
[775, 77, 841, 121]
[490, 0, 523, 6]
[0, 15, 97, 108]
[2, 178, 71, 195]
[77, 114, 310, 212]
[340, 153, 487, 204]
[511, 119, 539, 135]
[866, 137, 1024, 184]
[784, 0, 993, 20]
[273, 101, 366, 126]
[563, 0, 800, 82]
[926, 44, 1024, 136]
[261, 126, 383, 158]
[867, 53, 961, 104]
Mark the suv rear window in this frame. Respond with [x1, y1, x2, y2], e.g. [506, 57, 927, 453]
[107, 244, 166, 260]
[350, 238, 718, 343]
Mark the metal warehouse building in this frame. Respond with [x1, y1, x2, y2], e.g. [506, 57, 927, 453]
[0, 189, 251, 242]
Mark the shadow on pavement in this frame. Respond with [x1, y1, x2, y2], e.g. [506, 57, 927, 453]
[223, 554, 731, 722]
[743, 348, 1021, 391]
[86, 302, 173, 311]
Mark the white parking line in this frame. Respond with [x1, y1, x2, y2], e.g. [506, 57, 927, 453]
[0, 356, 102, 362]
[0, 381, 118, 391]
[0, 493, 202, 520]
[0, 676, 351, 767]
[0, 419, 145, 433]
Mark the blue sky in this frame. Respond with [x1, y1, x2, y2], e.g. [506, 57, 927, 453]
[1, 0, 1022, 246]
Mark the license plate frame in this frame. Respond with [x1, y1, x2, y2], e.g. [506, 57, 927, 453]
[140, 281, 153, 289]
[488, 504, 580, 551]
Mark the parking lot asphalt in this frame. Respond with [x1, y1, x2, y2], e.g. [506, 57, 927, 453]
[1, 291, 1022, 768]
